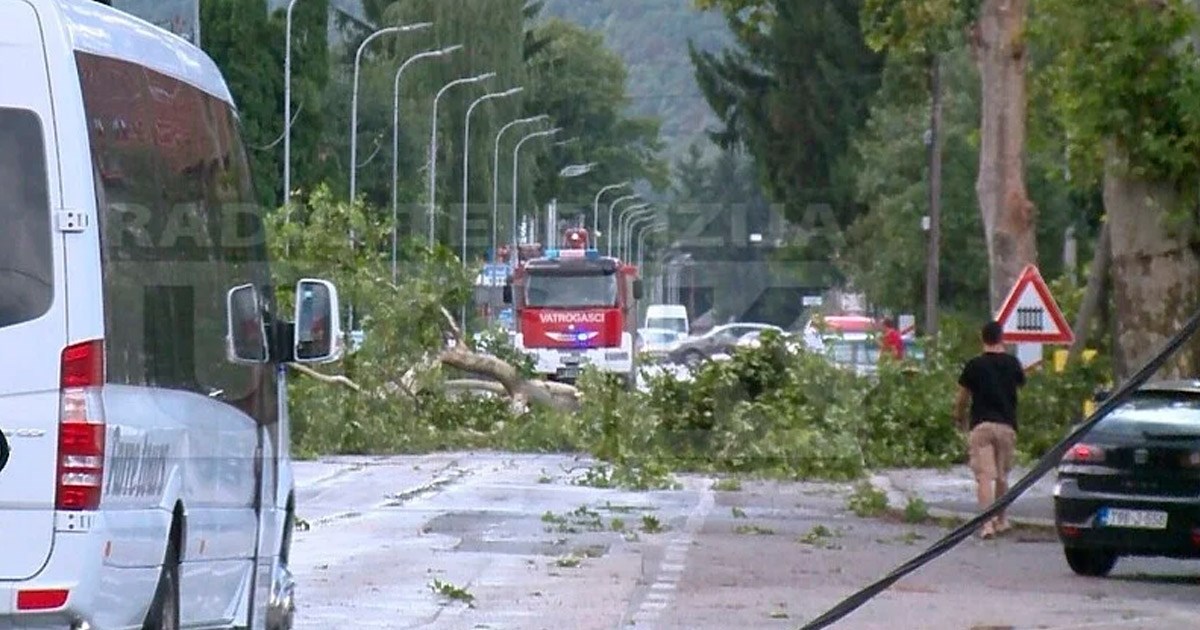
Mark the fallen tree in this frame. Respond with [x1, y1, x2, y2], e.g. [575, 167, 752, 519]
[287, 306, 581, 412]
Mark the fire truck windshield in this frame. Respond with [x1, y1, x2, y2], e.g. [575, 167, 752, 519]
[524, 271, 618, 308]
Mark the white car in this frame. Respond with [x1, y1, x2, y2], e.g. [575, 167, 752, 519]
[0, 2, 341, 628]
[736, 327, 826, 354]
[636, 327, 684, 359]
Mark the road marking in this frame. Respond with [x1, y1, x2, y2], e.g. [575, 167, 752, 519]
[624, 478, 716, 628]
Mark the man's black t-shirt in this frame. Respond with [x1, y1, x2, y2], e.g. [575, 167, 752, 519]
[958, 351, 1026, 430]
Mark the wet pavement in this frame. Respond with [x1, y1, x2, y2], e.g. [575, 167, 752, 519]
[289, 454, 1200, 629]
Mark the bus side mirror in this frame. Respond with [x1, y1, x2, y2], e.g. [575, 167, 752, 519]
[502, 283, 513, 305]
[226, 284, 269, 364]
[633, 279, 644, 301]
[294, 279, 343, 364]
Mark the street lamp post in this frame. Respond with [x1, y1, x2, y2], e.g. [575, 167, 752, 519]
[283, 0, 302, 224]
[605, 195, 640, 256]
[620, 205, 654, 261]
[390, 44, 462, 283]
[491, 115, 548, 260]
[461, 87, 523, 268]
[592, 182, 629, 237]
[429, 72, 496, 248]
[614, 202, 649, 259]
[351, 22, 432, 205]
[510, 127, 561, 267]
[636, 222, 666, 271]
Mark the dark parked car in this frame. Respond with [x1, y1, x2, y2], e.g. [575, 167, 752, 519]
[1054, 381, 1200, 577]
[666, 323, 782, 368]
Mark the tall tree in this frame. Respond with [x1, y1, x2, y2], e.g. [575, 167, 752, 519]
[843, 43, 1091, 318]
[200, 0, 330, 209]
[689, 0, 883, 244]
[861, 0, 1037, 311]
[1036, 0, 1200, 378]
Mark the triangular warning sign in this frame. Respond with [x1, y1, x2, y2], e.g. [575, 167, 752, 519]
[994, 265, 1074, 344]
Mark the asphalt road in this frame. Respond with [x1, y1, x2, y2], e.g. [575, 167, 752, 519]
[290, 453, 1200, 629]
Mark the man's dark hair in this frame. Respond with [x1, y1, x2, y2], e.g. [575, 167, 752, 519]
[981, 321, 1004, 345]
[883, 317, 896, 329]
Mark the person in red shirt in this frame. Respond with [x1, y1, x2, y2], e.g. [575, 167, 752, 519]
[880, 317, 905, 361]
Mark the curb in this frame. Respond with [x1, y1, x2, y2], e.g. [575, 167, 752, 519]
[868, 474, 1057, 531]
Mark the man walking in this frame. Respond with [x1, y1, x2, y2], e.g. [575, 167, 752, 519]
[954, 321, 1025, 539]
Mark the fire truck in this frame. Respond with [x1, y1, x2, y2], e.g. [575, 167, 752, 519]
[504, 228, 642, 385]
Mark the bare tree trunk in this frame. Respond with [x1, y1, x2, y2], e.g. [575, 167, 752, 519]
[1067, 221, 1110, 363]
[971, 0, 1038, 311]
[1104, 145, 1200, 381]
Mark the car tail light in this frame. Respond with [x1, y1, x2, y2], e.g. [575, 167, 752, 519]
[1063, 443, 1105, 464]
[56, 340, 106, 511]
[1060, 525, 1081, 538]
[1191, 528, 1200, 548]
[16, 589, 69, 610]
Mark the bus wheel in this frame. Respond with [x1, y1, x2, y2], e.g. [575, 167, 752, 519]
[143, 538, 180, 630]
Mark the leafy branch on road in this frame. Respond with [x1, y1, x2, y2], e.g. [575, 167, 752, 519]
[428, 579, 475, 608]
[847, 482, 889, 518]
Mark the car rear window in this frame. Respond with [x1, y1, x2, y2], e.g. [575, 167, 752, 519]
[0, 108, 52, 329]
[1093, 392, 1200, 438]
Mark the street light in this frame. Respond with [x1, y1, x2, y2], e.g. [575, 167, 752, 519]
[510, 127, 561, 267]
[624, 213, 656, 263]
[461, 87, 523, 269]
[637, 222, 667, 271]
[548, 163, 597, 239]
[592, 182, 629, 237]
[491, 115, 549, 260]
[429, 71, 496, 248]
[350, 22, 432, 205]
[558, 162, 597, 178]
[391, 44, 462, 283]
[620, 204, 655, 260]
[605, 194, 640, 256]
[283, 0, 303, 225]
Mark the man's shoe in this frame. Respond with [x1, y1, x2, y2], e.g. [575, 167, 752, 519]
[994, 518, 1013, 534]
[978, 521, 996, 539]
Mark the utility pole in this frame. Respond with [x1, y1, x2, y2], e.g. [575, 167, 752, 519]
[924, 54, 944, 339]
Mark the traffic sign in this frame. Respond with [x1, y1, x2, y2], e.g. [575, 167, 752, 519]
[995, 265, 1074, 344]
[480, 264, 510, 287]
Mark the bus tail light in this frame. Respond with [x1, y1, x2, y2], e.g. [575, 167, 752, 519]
[17, 588, 69, 610]
[56, 340, 106, 511]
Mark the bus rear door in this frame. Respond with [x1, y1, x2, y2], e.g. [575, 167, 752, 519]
[0, 0, 70, 582]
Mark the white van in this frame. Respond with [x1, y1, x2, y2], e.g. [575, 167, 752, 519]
[0, 2, 342, 628]
[644, 304, 689, 338]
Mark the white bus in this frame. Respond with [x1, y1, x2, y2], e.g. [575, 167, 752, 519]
[0, 1, 342, 628]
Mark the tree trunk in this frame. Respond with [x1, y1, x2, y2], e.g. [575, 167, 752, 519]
[1067, 221, 1110, 363]
[971, 0, 1038, 311]
[1104, 145, 1200, 381]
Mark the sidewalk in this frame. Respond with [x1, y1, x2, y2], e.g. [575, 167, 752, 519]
[870, 465, 1057, 528]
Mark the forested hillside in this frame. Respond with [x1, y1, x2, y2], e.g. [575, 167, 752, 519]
[540, 0, 730, 161]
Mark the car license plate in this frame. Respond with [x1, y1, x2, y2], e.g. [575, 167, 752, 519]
[1099, 507, 1168, 530]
